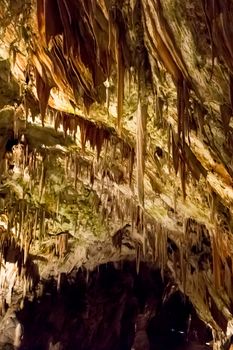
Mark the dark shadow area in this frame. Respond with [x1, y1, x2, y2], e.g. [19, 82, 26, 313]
[16, 261, 211, 350]
[148, 291, 212, 350]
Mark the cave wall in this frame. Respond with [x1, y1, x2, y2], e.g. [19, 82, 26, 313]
[0, 1, 233, 348]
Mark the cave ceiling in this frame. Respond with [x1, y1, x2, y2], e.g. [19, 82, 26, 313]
[0, 0, 233, 348]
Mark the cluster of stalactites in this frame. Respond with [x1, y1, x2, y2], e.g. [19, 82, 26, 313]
[1, 116, 137, 255]
[208, 191, 233, 301]
[33, 0, 153, 207]
[34, 0, 132, 125]
[110, 192, 169, 275]
[4, 137, 230, 323]
[48, 109, 135, 183]
[0, 226, 39, 312]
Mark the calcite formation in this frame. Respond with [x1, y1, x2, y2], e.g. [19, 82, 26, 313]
[0, 1, 233, 348]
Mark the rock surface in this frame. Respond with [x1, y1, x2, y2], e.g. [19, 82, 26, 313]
[0, 0, 233, 348]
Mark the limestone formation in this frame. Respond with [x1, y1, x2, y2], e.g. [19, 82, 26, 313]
[0, 0, 233, 348]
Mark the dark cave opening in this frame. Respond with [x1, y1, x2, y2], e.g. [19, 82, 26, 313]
[15, 261, 211, 350]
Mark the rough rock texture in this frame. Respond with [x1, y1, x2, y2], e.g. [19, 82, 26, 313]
[0, 0, 233, 349]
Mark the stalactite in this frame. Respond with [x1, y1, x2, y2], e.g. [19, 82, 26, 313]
[56, 195, 60, 218]
[201, 0, 216, 81]
[86, 162, 89, 178]
[42, 209, 46, 239]
[48, 109, 53, 125]
[14, 213, 18, 239]
[136, 99, 147, 207]
[73, 154, 77, 189]
[35, 155, 39, 181]
[39, 209, 45, 241]
[178, 82, 186, 139]
[112, 140, 117, 160]
[229, 74, 233, 110]
[96, 129, 103, 159]
[23, 277, 27, 298]
[35, 69, 51, 127]
[155, 94, 164, 124]
[180, 158, 186, 199]
[69, 116, 75, 138]
[156, 224, 167, 281]
[172, 130, 179, 175]
[24, 234, 31, 265]
[128, 147, 135, 186]
[7, 207, 14, 235]
[136, 243, 141, 274]
[67, 153, 71, 182]
[36, 0, 45, 40]
[64, 153, 68, 180]
[212, 229, 221, 289]
[224, 258, 232, 298]
[44, 0, 63, 45]
[130, 202, 135, 234]
[147, 225, 156, 262]
[116, 40, 125, 132]
[62, 113, 69, 137]
[21, 146, 26, 173]
[76, 117, 110, 157]
[90, 163, 95, 186]
[19, 200, 24, 242]
[13, 107, 19, 139]
[72, 218, 77, 235]
[167, 124, 172, 173]
[56, 233, 68, 258]
[39, 157, 46, 201]
[142, 225, 147, 257]
[33, 209, 38, 239]
[25, 144, 29, 168]
[175, 78, 190, 198]
[79, 119, 86, 151]
[54, 111, 61, 131]
[106, 79, 110, 114]
[180, 246, 187, 294]
[28, 153, 33, 176]
[209, 191, 217, 224]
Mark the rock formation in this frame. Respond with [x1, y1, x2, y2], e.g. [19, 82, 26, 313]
[0, 0, 233, 349]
